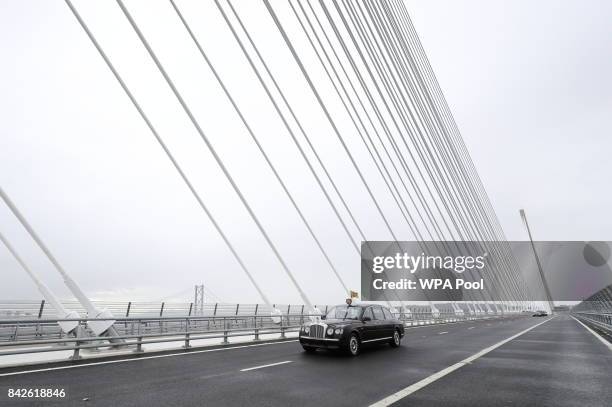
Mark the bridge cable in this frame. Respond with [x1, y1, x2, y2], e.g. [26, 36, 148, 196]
[351, 0, 510, 303]
[217, 0, 407, 308]
[115, 0, 313, 307]
[291, 0, 463, 304]
[63, 0, 272, 306]
[317, 0, 470, 304]
[385, 0, 530, 302]
[389, 0, 530, 300]
[169, 0, 349, 296]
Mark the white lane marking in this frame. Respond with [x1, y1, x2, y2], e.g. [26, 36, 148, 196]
[240, 360, 292, 372]
[0, 340, 299, 377]
[438, 332, 448, 335]
[468, 327, 475, 330]
[403, 316, 507, 331]
[571, 316, 612, 352]
[369, 317, 554, 407]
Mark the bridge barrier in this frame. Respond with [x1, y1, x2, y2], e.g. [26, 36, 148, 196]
[0, 315, 303, 361]
[0, 305, 525, 364]
[0, 300, 523, 344]
[572, 311, 612, 335]
[570, 285, 612, 338]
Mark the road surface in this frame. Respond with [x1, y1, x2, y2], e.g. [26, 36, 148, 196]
[0, 314, 610, 406]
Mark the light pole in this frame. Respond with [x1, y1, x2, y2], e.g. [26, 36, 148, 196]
[519, 209, 555, 314]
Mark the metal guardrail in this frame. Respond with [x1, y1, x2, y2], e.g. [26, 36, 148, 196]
[0, 300, 524, 320]
[0, 301, 516, 343]
[0, 309, 521, 362]
[572, 312, 612, 336]
[0, 301, 329, 343]
[0, 315, 304, 361]
[0, 300, 327, 319]
[571, 285, 612, 337]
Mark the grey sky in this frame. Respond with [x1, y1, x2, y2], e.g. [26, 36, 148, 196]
[1, 0, 611, 304]
[408, 0, 612, 240]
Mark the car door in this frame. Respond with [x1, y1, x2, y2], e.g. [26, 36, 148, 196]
[381, 307, 396, 338]
[361, 307, 377, 341]
[372, 306, 389, 339]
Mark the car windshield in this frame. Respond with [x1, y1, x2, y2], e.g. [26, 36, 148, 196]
[326, 306, 362, 320]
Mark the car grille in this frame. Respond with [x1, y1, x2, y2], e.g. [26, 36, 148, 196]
[309, 324, 325, 338]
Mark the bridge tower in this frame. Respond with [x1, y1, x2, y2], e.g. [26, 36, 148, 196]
[194, 284, 204, 316]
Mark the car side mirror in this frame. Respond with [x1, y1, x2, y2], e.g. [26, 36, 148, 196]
[362, 316, 371, 322]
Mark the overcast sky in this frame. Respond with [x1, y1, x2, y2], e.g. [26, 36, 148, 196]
[1, 0, 611, 305]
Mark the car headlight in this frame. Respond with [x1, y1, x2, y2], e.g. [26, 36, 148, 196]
[326, 327, 334, 336]
[334, 328, 343, 335]
[302, 326, 309, 333]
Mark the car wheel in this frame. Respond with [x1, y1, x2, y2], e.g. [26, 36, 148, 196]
[347, 334, 360, 356]
[302, 345, 317, 353]
[390, 329, 401, 348]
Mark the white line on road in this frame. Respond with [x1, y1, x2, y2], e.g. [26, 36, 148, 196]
[571, 316, 612, 352]
[403, 317, 504, 331]
[0, 340, 299, 377]
[438, 332, 448, 335]
[369, 317, 555, 407]
[240, 360, 292, 372]
[468, 327, 475, 330]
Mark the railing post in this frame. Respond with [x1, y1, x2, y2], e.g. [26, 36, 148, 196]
[159, 302, 165, 333]
[125, 301, 131, 330]
[280, 314, 286, 339]
[213, 303, 218, 329]
[134, 336, 143, 353]
[222, 317, 229, 344]
[132, 318, 143, 353]
[11, 322, 19, 341]
[71, 327, 82, 360]
[183, 318, 191, 349]
[36, 299, 45, 337]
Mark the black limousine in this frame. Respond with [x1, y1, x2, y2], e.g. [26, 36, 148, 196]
[299, 304, 405, 356]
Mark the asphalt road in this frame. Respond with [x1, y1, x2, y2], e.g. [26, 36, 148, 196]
[0, 315, 610, 407]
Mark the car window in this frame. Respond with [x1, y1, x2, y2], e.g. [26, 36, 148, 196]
[382, 307, 394, 320]
[326, 306, 361, 320]
[363, 307, 374, 320]
[372, 306, 385, 320]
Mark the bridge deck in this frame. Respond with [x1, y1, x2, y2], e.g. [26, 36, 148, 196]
[394, 315, 612, 406]
[0, 315, 610, 406]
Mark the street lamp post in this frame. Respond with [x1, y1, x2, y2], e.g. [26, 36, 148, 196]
[519, 209, 555, 314]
